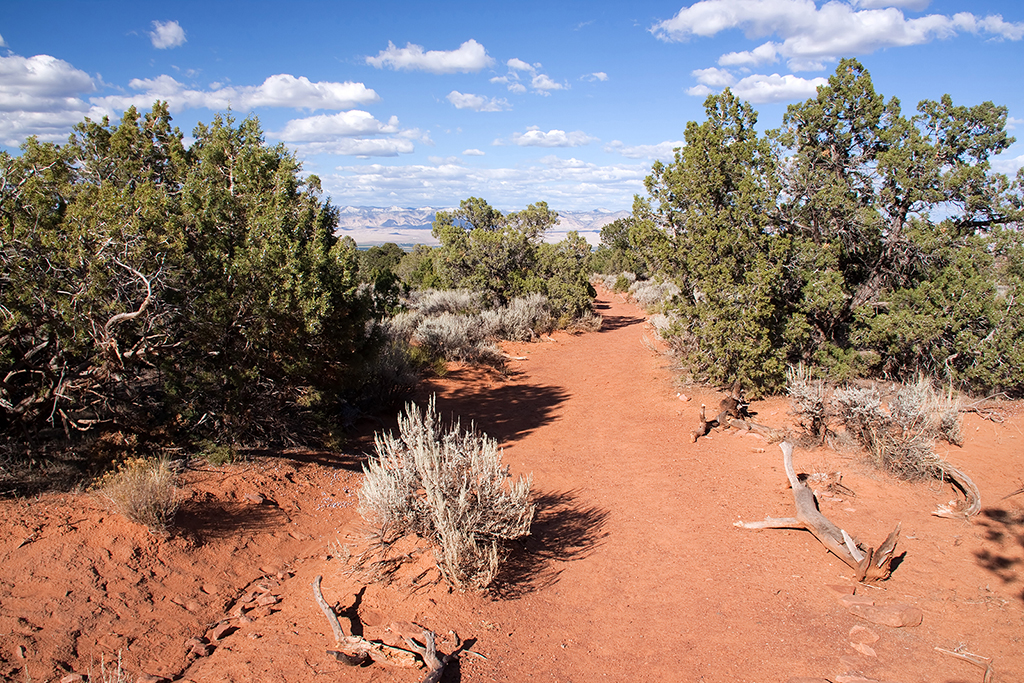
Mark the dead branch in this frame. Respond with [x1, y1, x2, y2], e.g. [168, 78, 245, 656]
[932, 463, 981, 519]
[689, 404, 710, 442]
[403, 629, 458, 683]
[935, 646, 994, 683]
[735, 442, 901, 582]
[311, 575, 419, 668]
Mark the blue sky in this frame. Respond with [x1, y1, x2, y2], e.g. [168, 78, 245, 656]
[2, 0, 1023, 212]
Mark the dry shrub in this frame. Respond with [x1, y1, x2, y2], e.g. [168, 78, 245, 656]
[499, 293, 553, 340]
[358, 396, 534, 590]
[95, 457, 179, 533]
[790, 375, 964, 481]
[629, 278, 680, 310]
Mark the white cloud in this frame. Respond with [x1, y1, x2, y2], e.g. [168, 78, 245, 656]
[274, 111, 400, 141]
[366, 39, 492, 74]
[149, 20, 186, 49]
[531, 73, 566, 93]
[686, 84, 714, 98]
[992, 152, 1024, 175]
[692, 66, 736, 87]
[604, 140, 685, 160]
[291, 138, 416, 158]
[1006, 116, 1023, 131]
[463, 148, 485, 156]
[718, 41, 779, 67]
[0, 54, 104, 144]
[730, 72, 828, 103]
[507, 58, 537, 72]
[651, 0, 1024, 70]
[508, 82, 527, 94]
[446, 90, 510, 112]
[582, 72, 609, 82]
[95, 73, 380, 113]
[0, 33, 6, 47]
[511, 126, 597, 147]
[853, 0, 930, 9]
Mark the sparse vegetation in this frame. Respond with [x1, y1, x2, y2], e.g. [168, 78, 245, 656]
[787, 373, 964, 481]
[94, 457, 179, 534]
[358, 397, 534, 590]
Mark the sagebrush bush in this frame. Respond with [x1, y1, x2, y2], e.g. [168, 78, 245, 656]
[629, 278, 680, 310]
[789, 375, 964, 481]
[407, 288, 487, 316]
[498, 294, 553, 341]
[359, 397, 534, 590]
[95, 457, 179, 534]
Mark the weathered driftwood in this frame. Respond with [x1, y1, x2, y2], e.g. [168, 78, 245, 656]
[932, 462, 981, 519]
[403, 629, 456, 683]
[735, 442, 901, 582]
[311, 575, 419, 668]
[935, 646, 994, 683]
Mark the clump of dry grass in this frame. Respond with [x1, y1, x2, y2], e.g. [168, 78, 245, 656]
[788, 371, 964, 481]
[358, 396, 534, 590]
[95, 457, 179, 534]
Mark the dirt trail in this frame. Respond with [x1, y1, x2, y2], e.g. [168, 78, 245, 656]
[1, 289, 1023, 683]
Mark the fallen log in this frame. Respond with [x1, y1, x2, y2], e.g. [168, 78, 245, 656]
[735, 442, 901, 582]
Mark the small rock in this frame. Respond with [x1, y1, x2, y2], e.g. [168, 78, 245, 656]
[184, 637, 206, 650]
[678, 393, 691, 402]
[835, 677, 900, 683]
[231, 605, 247, 618]
[256, 594, 279, 607]
[238, 614, 254, 624]
[208, 623, 236, 641]
[245, 493, 267, 505]
[829, 584, 856, 596]
[60, 675, 85, 683]
[16, 645, 26, 659]
[744, 431, 765, 440]
[250, 606, 273, 618]
[276, 571, 293, 580]
[201, 583, 218, 595]
[189, 643, 214, 658]
[136, 675, 167, 683]
[851, 642, 877, 657]
[787, 679, 831, 683]
[185, 600, 201, 613]
[847, 603, 923, 628]
[849, 625, 879, 644]
[839, 594, 875, 608]
[752, 447, 766, 453]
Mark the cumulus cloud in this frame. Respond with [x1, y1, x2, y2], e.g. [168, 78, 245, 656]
[853, 0, 931, 9]
[718, 41, 779, 67]
[730, 72, 828, 102]
[582, 72, 609, 82]
[446, 90, 510, 112]
[492, 58, 566, 95]
[274, 111, 400, 141]
[0, 54, 105, 144]
[366, 39, 492, 74]
[510, 126, 598, 147]
[651, 0, 1024, 70]
[95, 73, 380, 113]
[463, 148, 486, 156]
[604, 140, 685, 160]
[290, 138, 416, 158]
[0, 33, 6, 47]
[692, 66, 736, 87]
[150, 20, 186, 49]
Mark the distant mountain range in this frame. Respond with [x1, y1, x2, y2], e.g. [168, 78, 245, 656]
[334, 205, 630, 247]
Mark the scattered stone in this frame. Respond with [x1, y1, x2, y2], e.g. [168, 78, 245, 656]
[256, 594, 279, 607]
[239, 590, 257, 604]
[208, 622, 236, 641]
[289, 531, 306, 540]
[60, 675, 85, 683]
[250, 606, 274, 619]
[245, 493, 267, 505]
[787, 678, 831, 683]
[834, 676, 900, 683]
[184, 637, 206, 650]
[231, 605, 247, 618]
[170, 597, 186, 608]
[849, 625, 879, 644]
[276, 570, 293, 580]
[189, 643, 214, 658]
[15, 645, 26, 659]
[829, 584, 856, 596]
[752, 447, 766, 453]
[851, 642, 877, 657]
[185, 600, 201, 613]
[238, 614, 254, 625]
[677, 393, 691, 402]
[839, 594, 875, 608]
[201, 583, 218, 595]
[847, 604, 923, 628]
[136, 675, 168, 683]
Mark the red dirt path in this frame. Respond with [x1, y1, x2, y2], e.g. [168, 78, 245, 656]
[2, 289, 1023, 683]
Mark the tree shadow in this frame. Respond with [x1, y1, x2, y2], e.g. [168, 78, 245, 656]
[973, 506, 1024, 602]
[173, 499, 290, 543]
[598, 313, 646, 332]
[490, 489, 610, 599]
[236, 447, 368, 473]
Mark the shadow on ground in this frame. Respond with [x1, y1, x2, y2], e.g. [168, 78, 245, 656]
[491, 489, 610, 599]
[174, 499, 290, 542]
[598, 313, 645, 332]
[974, 506, 1024, 602]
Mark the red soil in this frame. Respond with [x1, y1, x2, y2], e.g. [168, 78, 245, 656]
[2, 290, 1022, 683]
